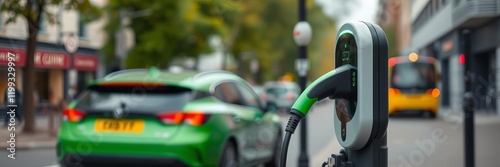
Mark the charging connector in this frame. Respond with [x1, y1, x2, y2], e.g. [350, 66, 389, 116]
[280, 111, 303, 167]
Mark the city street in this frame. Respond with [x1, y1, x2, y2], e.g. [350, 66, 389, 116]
[0, 0, 498, 166]
[1, 100, 500, 167]
[285, 100, 500, 167]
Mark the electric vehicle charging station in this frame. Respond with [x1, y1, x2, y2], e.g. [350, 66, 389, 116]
[280, 21, 389, 167]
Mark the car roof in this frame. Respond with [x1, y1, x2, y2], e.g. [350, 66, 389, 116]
[90, 68, 247, 92]
[389, 55, 437, 64]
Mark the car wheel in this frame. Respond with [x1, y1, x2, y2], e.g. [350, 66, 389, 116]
[264, 132, 282, 167]
[429, 111, 437, 119]
[220, 142, 238, 167]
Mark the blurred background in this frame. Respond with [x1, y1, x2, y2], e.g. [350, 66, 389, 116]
[0, 0, 499, 166]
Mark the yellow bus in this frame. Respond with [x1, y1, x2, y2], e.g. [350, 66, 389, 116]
[388, 53, 440, 118]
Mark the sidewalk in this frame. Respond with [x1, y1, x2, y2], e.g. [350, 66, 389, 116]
[0, 115, 58, 150]
[439, 107, 500, 125]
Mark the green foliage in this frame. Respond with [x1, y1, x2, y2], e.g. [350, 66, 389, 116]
[102, 0, 336, 84]
[2, 0, 100, 25]
[1, 0, 100, 133]
[220, 0, 336, 83]
[101, 0, 226, 68]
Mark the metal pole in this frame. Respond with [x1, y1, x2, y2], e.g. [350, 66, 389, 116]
[223, 48, 228, 70]
[115, 9, 152, 70]
[116, 9, 126, 70]
[298, 0, 309, 166]
[461, 29, 475, 167]
[463, 92, 475, 167]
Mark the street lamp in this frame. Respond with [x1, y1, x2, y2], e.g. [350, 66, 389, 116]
[115, 9, 152, 69]
[293, 0, 312, 166]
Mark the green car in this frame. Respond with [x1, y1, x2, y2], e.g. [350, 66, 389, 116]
[57, 68, 283, 167]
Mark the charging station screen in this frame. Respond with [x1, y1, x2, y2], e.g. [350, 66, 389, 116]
[335, 32, 357, 124]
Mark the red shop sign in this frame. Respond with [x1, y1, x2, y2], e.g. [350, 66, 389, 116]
[0, 48, 26, 66]
[0, 47, 70, 69]
[73, 55, 98, 71]
[34, 51, 69, 69]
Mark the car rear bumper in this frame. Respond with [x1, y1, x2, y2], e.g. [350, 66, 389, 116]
[60, 154, 191, 167]
[57, 127, 223, 167]
[389, 94, 439, 114]
[57, 135, 215, 167]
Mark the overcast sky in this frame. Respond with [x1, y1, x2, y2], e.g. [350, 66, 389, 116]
[316, 0, 380, 29]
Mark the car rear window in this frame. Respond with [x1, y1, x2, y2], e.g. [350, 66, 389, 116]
[75, 85, 193, 113]
[391, 62, 436, 89]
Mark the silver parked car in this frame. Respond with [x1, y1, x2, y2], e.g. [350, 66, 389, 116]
[263, 81, 301, 113]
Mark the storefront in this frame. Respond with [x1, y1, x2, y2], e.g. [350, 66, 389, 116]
[434, 32, 460, 108]
[72, 55, 98, 97]
[428, 18, 500, 113]
[0, 47, 99, 111]
[468, 19, 500, 112]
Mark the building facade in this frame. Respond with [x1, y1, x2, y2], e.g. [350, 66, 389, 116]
[0, 1, 106, 109]
[377, 0, 413, 55]
[410, 0, 500, 114]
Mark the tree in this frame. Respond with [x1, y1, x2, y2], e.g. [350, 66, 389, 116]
[101, 0, 226, 69]
[2, 0, 99, 133]
[101, 0, 336, 83]
[219, 0, 336, 83]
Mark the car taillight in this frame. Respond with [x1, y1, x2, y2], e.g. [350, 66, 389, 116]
[427, 88, 440, 97]
[389, 88, 400, 96]
[63, 108, 86, 123]
[156, 112, 210, 126]
[157, 112, 184, 124]
[185, 112, 206, 126]
[286, 93, 294, 100]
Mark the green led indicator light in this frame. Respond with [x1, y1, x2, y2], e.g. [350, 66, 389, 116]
[352, 77, 356, 81]
[345, 44, 347, 48]
[352, 71, 356, 76]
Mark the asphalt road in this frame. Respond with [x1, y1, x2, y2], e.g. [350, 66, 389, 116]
[1, 100, 500, 167]
[284, 100, 500, 167]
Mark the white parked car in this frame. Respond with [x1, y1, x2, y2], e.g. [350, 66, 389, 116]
[263, 81, 301, 113]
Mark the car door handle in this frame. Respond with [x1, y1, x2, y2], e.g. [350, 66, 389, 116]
[233, 116, 241, 123]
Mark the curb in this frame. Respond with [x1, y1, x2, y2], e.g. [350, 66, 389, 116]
[2, 141, 56, 150]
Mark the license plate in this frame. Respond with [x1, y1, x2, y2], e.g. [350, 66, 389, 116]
[94, 119, 144, 133]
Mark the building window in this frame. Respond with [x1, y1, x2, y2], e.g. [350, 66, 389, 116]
[78, 14, 87, 38]
[38, 13, 45, 33]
